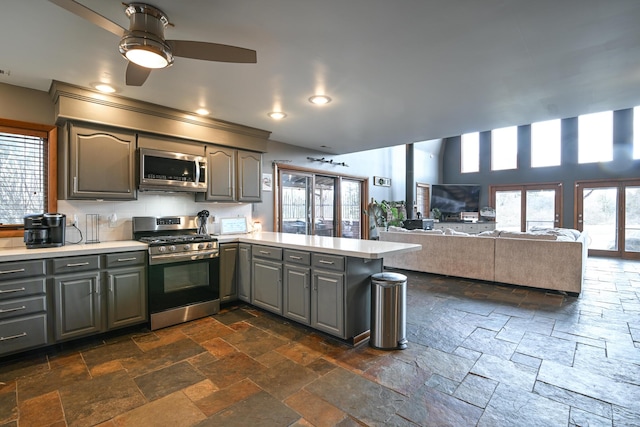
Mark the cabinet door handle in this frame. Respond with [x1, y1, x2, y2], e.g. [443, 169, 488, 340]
[117, 257, 137, 262]
[66, 262, 90, 267]
[319, 260, 334, 265]
[0, 305, 26, 314]
[289, 256, 302, 260]
[73, 176, 78, 193]
[0, 332, 27, 341]
[0, 268, 26, 275]
[109, 276, 114, 293]
[259, 250, 271, 255]
[0, 287, 26, 294]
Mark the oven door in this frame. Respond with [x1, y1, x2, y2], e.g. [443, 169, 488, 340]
[147, 256, 220, 328]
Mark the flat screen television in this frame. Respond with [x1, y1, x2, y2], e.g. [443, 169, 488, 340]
[430, 184, 481, 214]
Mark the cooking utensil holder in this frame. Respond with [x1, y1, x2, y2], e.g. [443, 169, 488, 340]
[86, 214, 100, 244]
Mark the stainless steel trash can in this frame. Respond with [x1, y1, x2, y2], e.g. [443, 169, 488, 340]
[370, 272, 407, 350]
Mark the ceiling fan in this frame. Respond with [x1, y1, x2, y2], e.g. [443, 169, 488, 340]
[49, 0, 257, 86]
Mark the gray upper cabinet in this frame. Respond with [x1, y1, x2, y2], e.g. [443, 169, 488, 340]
[205, 147, 236, 201]
[237, 150, 262, 202]
[198, 146, 262, 202]
[60, 123, 136, 200]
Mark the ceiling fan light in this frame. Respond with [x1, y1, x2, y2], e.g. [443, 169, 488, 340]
[119, 35, 174, 69]
[125, 48, 169, 68]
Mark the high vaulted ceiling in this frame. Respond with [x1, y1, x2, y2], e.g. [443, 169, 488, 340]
[2, 1, 640, 154]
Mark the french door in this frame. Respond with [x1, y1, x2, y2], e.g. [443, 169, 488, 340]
[276, 167, 366, 239]
[576, 179, 640, 259]
[490, 183, 562, 232]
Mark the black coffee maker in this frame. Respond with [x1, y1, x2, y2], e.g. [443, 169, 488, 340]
[24, 213, 66, 249]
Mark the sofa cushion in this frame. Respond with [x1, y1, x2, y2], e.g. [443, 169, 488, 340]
[412, 229, 444, 234]
[444, 228, 470, 236]
[478, 229, 501, 237]
[529, 226, 581, 240]
[498, 231, 557, 240]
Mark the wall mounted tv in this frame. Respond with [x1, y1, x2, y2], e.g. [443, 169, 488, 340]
[431, 184, 481, 214]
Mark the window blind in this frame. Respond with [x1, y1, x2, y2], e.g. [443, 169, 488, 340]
[0, 132, 47, 225]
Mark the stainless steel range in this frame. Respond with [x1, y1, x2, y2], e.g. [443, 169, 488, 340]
[133, 216, 220, 330]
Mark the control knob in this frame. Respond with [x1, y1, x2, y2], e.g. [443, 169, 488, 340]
[158, 246, 166, 253]
[169, 245, 176, 252]
[184, 244, 191, 251]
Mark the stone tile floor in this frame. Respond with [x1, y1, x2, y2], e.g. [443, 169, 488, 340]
[1, 256, 639, 426]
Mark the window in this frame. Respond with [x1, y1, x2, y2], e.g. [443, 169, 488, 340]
[491, 126, 517, 171]
[578, 111, 613, 164]
[531, 119, 561, 167]
[490, 183, 562, 232]
[461, 132, 479, 173]
[0, 119, 56, 237]
[633, 106, 640, 160]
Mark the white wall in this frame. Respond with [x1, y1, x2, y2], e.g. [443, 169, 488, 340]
[0, 193, 252, 248]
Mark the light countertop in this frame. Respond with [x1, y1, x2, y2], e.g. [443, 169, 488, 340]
[0, 241, 148, 263]
[0, 233, 421, 262]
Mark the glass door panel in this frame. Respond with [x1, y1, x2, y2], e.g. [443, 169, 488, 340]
[495, 190, 521, 231]
[525, 189, 556, 231]
[581, 187, 618, 251]
[625, 186, 640, 253]
[280, 172, 312, 235]
[314, 176, 336, 236]
[341, 179, 361, 239]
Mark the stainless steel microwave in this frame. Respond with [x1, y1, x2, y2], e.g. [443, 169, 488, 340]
[139, 148, 207, 192]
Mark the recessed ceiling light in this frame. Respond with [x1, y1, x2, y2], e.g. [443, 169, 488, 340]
[92, 83, 116, 93]
[268, 111, 287, 120]
[195, 108, 210, 116]
[309, 95, 331, 105]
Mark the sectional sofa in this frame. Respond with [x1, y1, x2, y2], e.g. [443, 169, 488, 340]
[379, 227, 588, 295]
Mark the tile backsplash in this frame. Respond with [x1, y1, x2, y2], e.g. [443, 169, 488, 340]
[1, 192, 253, 248]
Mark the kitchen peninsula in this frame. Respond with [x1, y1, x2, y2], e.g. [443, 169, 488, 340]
[0, 233, 420, 355]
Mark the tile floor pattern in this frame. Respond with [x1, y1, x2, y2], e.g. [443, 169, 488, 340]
[1, 257, 639, 426]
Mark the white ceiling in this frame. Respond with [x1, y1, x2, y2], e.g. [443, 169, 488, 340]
[2, 1, 640, 154]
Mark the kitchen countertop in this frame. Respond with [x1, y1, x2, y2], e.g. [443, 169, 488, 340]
[235, 232, 422, 259]
[0, 240, 148, 262]
[0, 233, 421, 262]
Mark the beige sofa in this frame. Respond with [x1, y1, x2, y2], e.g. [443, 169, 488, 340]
[379, 227, 588, 295]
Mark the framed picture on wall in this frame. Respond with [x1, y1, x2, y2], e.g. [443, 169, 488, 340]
[262, 173, 273, 192]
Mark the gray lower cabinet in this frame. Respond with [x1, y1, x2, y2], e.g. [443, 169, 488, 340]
[252, 245, 382, 341]
[0, 260, 49, 356]
[53, 252, 147, 342]
[251, 245, 283, 314]
[237, 243, 252, 302]
[105, 252, 147, 330]
[283, 250, 311, 325]
[311, 269, 345, 337]
[53, 255, 102, 341]
[220, 243, 239, 303]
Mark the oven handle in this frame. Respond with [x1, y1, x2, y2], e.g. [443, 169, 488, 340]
[149, 250, 219, 265]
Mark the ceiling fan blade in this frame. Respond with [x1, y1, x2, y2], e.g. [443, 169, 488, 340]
[167, 40, 257, 63]
[49, 0, 126, 37]
[126, 63, 152, 86]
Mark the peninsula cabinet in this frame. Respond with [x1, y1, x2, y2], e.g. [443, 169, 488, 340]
[59, 122, 137, 200]
[0, 260, 49, 357]
[283, 250, 311, 325]
[251, 245, 283, 314]
[250, 244, 383, 342]
[237, 243, 252, 302]
[197, 147, 262, 202]
[219, 243, 239, 303]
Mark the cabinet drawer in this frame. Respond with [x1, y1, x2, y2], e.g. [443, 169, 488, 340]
[253, 245, 283, 261]
[0, 296, 46, 321]
[284, 250, 310, 266]
[312, 253, 345, 272]
[0, 313, 48, 355]
[105, 251, 146, 268]
[52, 255, 100, 274]
[0, 260, 45, 281]
[476, 223, 495, 232]
[0, 278, 46, 300]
